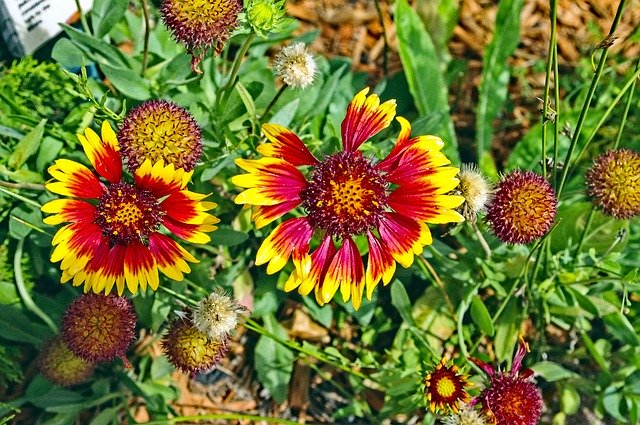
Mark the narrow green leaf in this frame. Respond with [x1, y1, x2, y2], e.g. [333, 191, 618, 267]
[0, 305, 50, 345]
[9, 205, 43, 240]
[603, 312, 640, 346]
[391, 280, 416, 326]
[494, 297, 520, 362]
[209, 228, 249, 246]
[92, 0, 129, 38]
[270, 98, 300, 127]
[530, 361, 579, 382]
[236, 82, 257, 118]
[100, 64, 151, 100]
[395, 0, 458, 162]
[475, 0, 524, 160]
[7, 119, 46, 169]
[60, 24, 131, 68]
[470, 295, 495, 336]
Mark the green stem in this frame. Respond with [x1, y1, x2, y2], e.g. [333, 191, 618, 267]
[552, 42, 560, 188]
[219, 34, 257, 95]
[260, 85, 287, 120]
[140, 0, 151, 76]
[0, 181, 45, 191]
[576, 207, 596, 254]
[0, 186, 42, 209]
[613, 59, 639, 150]
[471, 221, 492, 259]
[574, 65, 640, 164]
[541, 0, 558, 179]
[159, 286, 198, 307]
[418, 256, 457, 321]
[14, 239, 58, 333]
[556, 0, 628, 197]
[74, 0, 91, 35]
[145, 413, 302, 425]
[244, 318, 371, 382]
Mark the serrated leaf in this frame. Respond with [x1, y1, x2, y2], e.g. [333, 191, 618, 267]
[470, 295, 495, 336]
[7, 119, 46, 169]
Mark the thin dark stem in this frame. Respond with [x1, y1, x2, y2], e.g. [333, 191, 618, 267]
[541, 0, 558, 179]
[419, 256, 457, 321]
[576, 207, 596, 254]
[613, 59, 639, 150]
[556, 0, 628, 197]
[260, 85, 287, 120]
[140, 0, 151, 76]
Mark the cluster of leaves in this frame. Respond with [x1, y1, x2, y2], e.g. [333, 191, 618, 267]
[0, 0, 638, 423]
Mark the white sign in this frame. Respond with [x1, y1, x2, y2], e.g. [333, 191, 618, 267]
[1, 0, 93, 55]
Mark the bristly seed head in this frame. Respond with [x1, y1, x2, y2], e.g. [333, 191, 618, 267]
[193, 289, 248, 340]
[586, 148, 640, 219]
[61, 293, 137, 367]
[118, 99, 203, 172]
[485, 170, 557, 244]
[456, 164, 492, 223]
[301, 150, 388, 238]
[38, 337, 95, 387]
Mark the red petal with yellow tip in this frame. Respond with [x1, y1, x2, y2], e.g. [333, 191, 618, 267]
[341, 88, 396, 152]
[260, 123, 319, 166]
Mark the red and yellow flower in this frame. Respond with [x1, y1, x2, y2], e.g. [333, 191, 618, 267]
[231, 88, 464, 309]
[42, 122, 219, 295]
[424, 357, 472, 414]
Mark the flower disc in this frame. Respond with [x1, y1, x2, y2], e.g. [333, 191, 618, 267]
[61, 293, 137, 365]
[480, 373, 543, 425]
[424, 358, 471, 414]
[586, 148, 640, 219]
[486, 170, 557, 244]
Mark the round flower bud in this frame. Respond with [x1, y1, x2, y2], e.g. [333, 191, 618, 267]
[246, 0, 289, 38]
[486, 170, 557, 244]
[456, 164, 492, 222]
[586, 148, 640, 219]
[160, 0, 242, 71]
[61, 293, 136, 367]
[274, 42, 317, 89]
[118, 99, 203, 172]
[38, 337, 95, 386]
[193, 289, 247, 339]
[162, 314, 230, 375]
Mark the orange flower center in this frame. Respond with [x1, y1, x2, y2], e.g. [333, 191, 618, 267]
[95, 182, 163, 245]
[301, 151, 388, 238]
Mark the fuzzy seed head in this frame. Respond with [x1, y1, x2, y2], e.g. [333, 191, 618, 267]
[442, 404, 489, 425]
[456, 164, 492, 222]
[160, 0, 242, 70]
[486, 170, 557, 244]
[274, 42, 317, 89]
[118, 99, 203, 172]
[586, 148, 640, 219]
[61, 293, 137, 366]
[193, 289, 247, 339]
[162, 314, 230, 375]
[38, 337, 95, 386]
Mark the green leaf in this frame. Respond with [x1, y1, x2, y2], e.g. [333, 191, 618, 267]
[561, 385, 581, 415]
[100, 64, 151, 100]
[269, 98, 300, 127]
[89, 406, 120, 425]
[530, 361, 579, 382]
[494, 297, 520, 362]
[395, 0, 458, 162]
[236, 82, 257, 118]
[470, 295, 495, 336]
[603, 312, 640, 346]
[475, 0, 524, 160]
[7, 119, 46, 169]
[254, 314, 294, 403]
[51, 38, 87, 69]
[9, 205, 43, 240]
[391, 280, 416, 326]
[60, 24, 131, 68]
[92, 0, 129, 38]
[209, 227, 249, 246]
[0, 305, 50, 345]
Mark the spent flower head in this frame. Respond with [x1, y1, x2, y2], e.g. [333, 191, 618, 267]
[231, 88, 464, 309]
[485, 170, 557, 244]
[274, 42, 317, 89]
[473, 337, 543, 425]
[118, 99, 203, 173]
[61, 293, 137, 367]
[193, 289, 248, 339]
[160, 0, 242, 71]
[423, 357, 472, 414]
[38, 337, 95, 386]
[585, 148, 640, 219]
[441, 404, 488, 425]
[162, 313, 230, 375]
[245, 0, 290, 38]
[455, 164, 492, 223]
